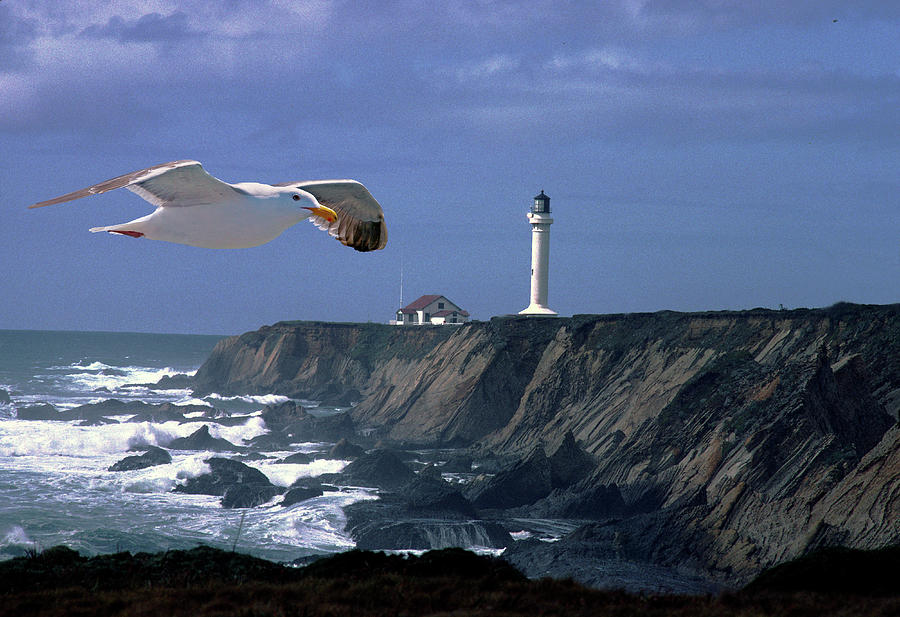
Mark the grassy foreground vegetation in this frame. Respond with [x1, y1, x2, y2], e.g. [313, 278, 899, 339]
[0, 545, 897, 617]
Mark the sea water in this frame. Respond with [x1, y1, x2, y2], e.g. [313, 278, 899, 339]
[0, 329, 376, 562]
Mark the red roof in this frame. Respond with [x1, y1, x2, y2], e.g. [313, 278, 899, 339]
[398, 294, 444, 313]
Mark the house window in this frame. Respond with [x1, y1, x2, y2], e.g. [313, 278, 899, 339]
[424, 313, 430, 321]
[438, 302, 445, 309]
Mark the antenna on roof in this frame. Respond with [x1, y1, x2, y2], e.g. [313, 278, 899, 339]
[399, 248, 404, 309]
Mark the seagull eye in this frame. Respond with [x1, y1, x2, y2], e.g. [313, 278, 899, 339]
[292, 194, 301, 201]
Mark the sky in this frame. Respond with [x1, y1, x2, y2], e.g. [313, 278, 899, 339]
[1, 1, 898, 335]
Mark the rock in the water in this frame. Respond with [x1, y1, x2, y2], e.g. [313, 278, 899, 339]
[221, 484, 281, 508]
[167, 425, 242, 452]
[465, 448, 553, 509]
[327, 438, 365, 460]
[278, 452, 312, 464]
[281, 484, 325, 507]
[78, 416, 119, 426]
[417, 464, 443, 480]
[108, 446, 172, 472]
[127, 402, 210, 423]
[252, 401, 355, 449]
[0, 389, 11, 404]
[173, 457, 275, 498]
[353, 519, 512, 551]
[404, 475, 477, 518]
[261, 400, 308, 428]
[441, 455, 474, 473]
[340, 449, 415, 490]
[154, 373, 194, 389]
[16, 403, 60, 420]
[238, 452, 272, 462]
[64, 399, 148, 422]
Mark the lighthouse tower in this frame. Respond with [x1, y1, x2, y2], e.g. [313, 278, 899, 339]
[519, 190, 557, 316]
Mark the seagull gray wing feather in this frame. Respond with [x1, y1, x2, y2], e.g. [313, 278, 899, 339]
[278, 179, 387, 252]
[29, 160, 243, 209]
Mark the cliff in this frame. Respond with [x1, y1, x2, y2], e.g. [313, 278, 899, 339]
[192, 303, 900, 582]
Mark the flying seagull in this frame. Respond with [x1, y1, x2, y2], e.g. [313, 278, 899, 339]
[29, 160, 387, 252]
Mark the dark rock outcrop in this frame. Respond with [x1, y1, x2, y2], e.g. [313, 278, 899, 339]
[173, 457, 277, 504]
[466, 448, 553, 509]
[281, 483, 325, 506]
[326, 438, 366, 460]
[404, 475, 477, 518]
[339, 449, 416, 490]
[547, 431, 595, 488]
[0, 389, 11, 404]
[16, 403, 60, 420]
[352, 519, 512, 551]
[250, 401, 355, 449]
[154, 373, 194, 389]
[530, 480, 628, 519]
[167, 425, 242, 452]
[78, 416, 119, 426]
[278, 452, 312, 464]
[108, 446, 172, 471]
[221, 484, 281, 508]
[441, 454, 474, 473]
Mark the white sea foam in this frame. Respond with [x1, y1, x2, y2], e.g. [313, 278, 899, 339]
[62, 363, 192, 393]
[207, 417, 268, 445]
[253, 459, 349, 487]
[0, 419, 160, 457]
[206, 393, 291, 406]
[2, 525, 33, 547]
[0, 418, 265, 459]
[173, 395, 214, 407]
[258, 489, 378, 552]
[113, 454, 212, 494]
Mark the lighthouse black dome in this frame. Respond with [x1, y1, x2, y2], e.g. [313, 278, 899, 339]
[532, 190, 550, 213]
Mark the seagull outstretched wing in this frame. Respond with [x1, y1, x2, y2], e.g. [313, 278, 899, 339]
[284, 179, 387, 252]
[29, 160, 242, 209]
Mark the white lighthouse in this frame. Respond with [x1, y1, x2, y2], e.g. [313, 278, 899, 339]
[519, 190, 557, 316]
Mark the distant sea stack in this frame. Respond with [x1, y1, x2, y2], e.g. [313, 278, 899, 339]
[192, 303, 900, 582]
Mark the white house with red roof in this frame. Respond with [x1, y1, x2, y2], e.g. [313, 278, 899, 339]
[393, 294, 470, 325]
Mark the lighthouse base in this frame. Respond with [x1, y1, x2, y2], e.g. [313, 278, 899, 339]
[518, 304, 558, 316]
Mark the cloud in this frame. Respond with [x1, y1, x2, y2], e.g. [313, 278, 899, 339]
[80, 12, 201, 43]
[547, 47, 650, 73]
[455, 54, 519, 81]
[0, 4, 40, 70]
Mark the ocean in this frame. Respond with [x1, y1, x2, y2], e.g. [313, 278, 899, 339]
[0, 329, 376, 563]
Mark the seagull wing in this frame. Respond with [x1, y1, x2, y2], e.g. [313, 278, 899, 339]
[29, 160, 243, 209]
[279, 179, 387, 252]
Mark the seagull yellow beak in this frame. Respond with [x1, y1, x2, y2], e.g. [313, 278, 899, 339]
[303, 205, 338, 223]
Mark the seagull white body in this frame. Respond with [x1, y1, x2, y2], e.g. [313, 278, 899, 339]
[29, 160, 388, 252]
[103, 182, 308, 249]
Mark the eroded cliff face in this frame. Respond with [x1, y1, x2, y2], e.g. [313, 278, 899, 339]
[192, 303, 899, 581]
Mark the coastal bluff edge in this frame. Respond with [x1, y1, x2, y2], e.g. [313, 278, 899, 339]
[190, 303, 900, 583]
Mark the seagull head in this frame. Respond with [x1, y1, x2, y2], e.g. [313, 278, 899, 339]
[281, 187, 337, 223]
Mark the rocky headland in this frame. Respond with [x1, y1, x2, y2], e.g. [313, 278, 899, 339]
[185, 302, 900, 589]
